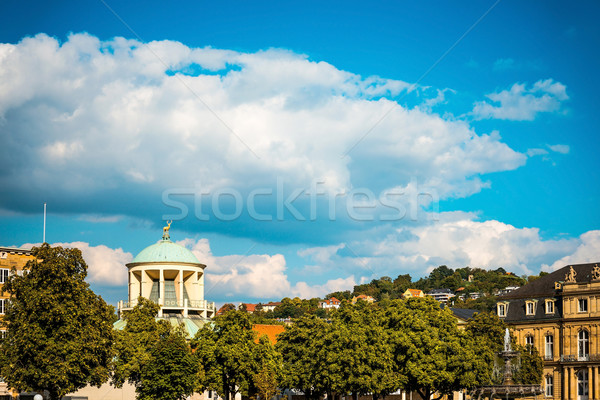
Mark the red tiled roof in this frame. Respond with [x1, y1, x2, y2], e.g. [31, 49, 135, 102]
[243, 303, 257, 312]
[252, 324, 285, 344]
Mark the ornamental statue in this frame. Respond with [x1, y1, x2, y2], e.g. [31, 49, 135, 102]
[592, 264, 600, 281]
[565, 265, 577, 283]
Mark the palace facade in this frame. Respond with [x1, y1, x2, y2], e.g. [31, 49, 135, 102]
[497, 262, 600, 400]
[0, 246, 35, 399]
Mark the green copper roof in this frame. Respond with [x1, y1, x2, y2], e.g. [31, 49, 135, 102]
[132, 238, 200, 264]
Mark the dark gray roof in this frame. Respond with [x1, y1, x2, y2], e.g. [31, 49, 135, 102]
[500, 297, 563, 322]
[498, 262, 600, 322]
[440, 304, 478, 321]
[498, 262, 598, 300]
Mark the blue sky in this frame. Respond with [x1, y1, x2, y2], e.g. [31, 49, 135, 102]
[1, 0, 599, 306]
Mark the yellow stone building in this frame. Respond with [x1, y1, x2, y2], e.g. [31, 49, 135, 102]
[497, 262, 600, 400]
[0, 246, 35, 399]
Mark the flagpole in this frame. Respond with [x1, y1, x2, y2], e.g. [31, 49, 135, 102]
[43, 203, 46, 244]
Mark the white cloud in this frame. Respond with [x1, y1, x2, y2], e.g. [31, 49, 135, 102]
[178, 238, 354, 299]
[78, 214, 124, 223]
[472, 79, 568, 121]
[542, 230, 600, 272]
[0, 33, 525, 217]
[21, 241, 132, 285]
[548, 144, 570, 154]
[299, 213, 591, 278]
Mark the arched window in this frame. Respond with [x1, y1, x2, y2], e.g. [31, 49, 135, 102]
[577, 369, 588, 399]
[545, 335, 553, 359]
[578, 330, 589, 361]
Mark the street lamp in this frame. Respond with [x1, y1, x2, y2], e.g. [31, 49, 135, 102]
[33, 394, 43, 400]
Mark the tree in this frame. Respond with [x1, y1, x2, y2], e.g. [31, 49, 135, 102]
[383, 297, 480, 400]
[465, 312, 507, 384]
[0, 244, 114, 400]
[137, 328, 200, 400]
[276, 315, 331, 400]
[331, 304, 400, 400]
[192, 310, 271, 400]
[513, 344, 543, 385]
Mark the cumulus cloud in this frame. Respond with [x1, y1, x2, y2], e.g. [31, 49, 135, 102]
[299, 213, 592, 278]
[21, 241, 132, 285]
[0, 33, 525, 227]
[178, 238, 355, 299]
[542, 230, 600, 272]
[472, 79, 568, 121]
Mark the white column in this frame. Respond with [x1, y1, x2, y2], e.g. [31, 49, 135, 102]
[199, 270, 205, 301]
[140, 270, 145, 298]
[159, 268, 165, 306]
[128, 271, 133, 302]
[179, 268, 184, 306]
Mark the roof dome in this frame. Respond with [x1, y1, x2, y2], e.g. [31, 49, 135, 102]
[132, 238, 200, 264]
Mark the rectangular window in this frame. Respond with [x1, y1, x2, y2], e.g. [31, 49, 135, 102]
[578, 298, 588, 312]
[498, 304, 506, 317]
[545, 301, 554, 314]
[545, 375, 553, 397]
[526, 335, 534, 347]
[0, 299, 5, 315]
[0, 330, 5, 339]
[545, 335, 553, 359]
[0, 269, 9, 283]
[526, 302, 535, 315]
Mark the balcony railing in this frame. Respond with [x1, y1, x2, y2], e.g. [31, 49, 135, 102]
[119, 298, 216, 311]
[544, 355, 554, 361]
[560, 354, 600, 362]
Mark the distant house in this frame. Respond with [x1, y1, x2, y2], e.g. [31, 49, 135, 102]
[351, 294, 375, 304]
[469, 292, 482, 300]
[319, 297, 341, 309]
[497, 286, 520, 296]
[440, 304, 478, 328]
[427, 288, 454, 303]
[261, 301, 282, 312]
[403, 288, 424, 298]
[239, 303, 257, 313]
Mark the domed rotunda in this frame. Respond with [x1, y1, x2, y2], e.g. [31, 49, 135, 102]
[117, 222, 216, 328]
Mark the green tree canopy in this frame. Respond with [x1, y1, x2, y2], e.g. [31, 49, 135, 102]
[330, 304, 400, 400]
[192, 310, 278, 400]
[0, 244, 114, 400]
[383, 297, 480, 400]
[137, 328, 200, 400]
[276, 314, 331, 400]
[112, 297, 201, 400]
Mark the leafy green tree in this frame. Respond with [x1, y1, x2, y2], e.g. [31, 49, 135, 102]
[514, 344, 543, 385]
[248, 336, 283, 399]
[383, 297, 480, 400]
[0, 244, 114, 400]
[192, 311, 268, 400]
[111, 297, 170, 389]
[137, 328, 200, 400]
[272, 297, 305, 319]
[276, 315, 331, 400]
[254, 365, 279, 400]
[331, 304, 400, 400]
[465, 312, 507, 384]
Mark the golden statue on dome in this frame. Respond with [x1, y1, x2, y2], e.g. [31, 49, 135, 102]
[162, 220, 172, 240]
